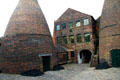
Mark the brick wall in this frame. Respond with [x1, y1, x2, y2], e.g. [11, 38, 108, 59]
[53, 8, 97, 64]
[0, 34, 57, 74]
[99, 0, 120, 64]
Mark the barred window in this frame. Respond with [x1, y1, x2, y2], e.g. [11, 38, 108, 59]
[84, 18, 89, 26]
[84, 33, 91, 42]
[71, 51, 74, 57]
[61, 23, 66, 30]
[56, 37, 61, 44]
[63, 54, 68, 59]
[76, 20, 81, 27]
[77, 34, 82, 43]
[70, 35, 74, 44]
[68, 22, 73, 29]
[63, 36, 67, 44]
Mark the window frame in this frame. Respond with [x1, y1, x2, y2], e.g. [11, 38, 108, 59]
[63, 36, 68, 44]
[71, 51, 75, 57]
[83, 18, 89, 26]
[63, 54, 68, 59]
[69, 35, 75, 44]
[76, 20, 81, 27]
[61, 23, 66, 30]
[56, 24, 61, 31]
[56, 37, 61, 44]
[84, 33, 91, 42]
[76, 34, 82, 43]
[68, 21, 73, 29]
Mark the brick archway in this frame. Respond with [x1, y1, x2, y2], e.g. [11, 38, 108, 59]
[78, 49, 92, 64]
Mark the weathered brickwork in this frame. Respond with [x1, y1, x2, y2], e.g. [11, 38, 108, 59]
[99, 0, 120, 65]
[5, 0, 51, 36]
[0, 0, 57, 74]
[53, 8, 97, 65]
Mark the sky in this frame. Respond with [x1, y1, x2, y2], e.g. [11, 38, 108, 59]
[0, 0, 104, 37]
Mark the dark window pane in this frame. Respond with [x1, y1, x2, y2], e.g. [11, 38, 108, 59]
[63, 54, 68, 59]
[70, 35, 74, 44]
[69, 29, 73, 32]
[71, 51, 74, 57]
[56, 37, 61, 44]
[63, 36, 67, 44]
[62, 23, 66, 29]
[68, 22, 73, 29]
[77, 34, 82, 43]
[84, 33, 91, 42]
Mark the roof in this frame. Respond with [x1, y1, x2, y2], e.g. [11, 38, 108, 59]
[56, 8, 91, 22]
[4, 0, 51, 36]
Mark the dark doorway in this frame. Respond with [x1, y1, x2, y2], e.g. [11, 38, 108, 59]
[42, 56, 50, 72]
[80, 50, 92, 63]
[111, 49, 120, 67]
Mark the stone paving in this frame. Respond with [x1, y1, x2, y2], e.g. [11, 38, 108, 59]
[0, 64, 120, 80]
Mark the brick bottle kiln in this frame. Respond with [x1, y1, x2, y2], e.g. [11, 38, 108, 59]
[99, 0, 120, 67]
[0, 0, 57, 73]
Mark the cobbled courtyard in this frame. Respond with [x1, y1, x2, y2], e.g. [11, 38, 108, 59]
[0, 64, 120, 80]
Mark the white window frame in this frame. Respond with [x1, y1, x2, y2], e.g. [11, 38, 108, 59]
[76, 20, 81, 27]
[56, 25, 60, 31]
[84, 18, 89, 26]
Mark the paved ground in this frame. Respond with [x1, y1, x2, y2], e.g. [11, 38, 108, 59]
[0, 64, 120, 80]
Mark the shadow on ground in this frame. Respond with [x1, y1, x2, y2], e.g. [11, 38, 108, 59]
[21, 69, 44, 77]
[53, 65, 64, 71]
[95, 62, 111, 70]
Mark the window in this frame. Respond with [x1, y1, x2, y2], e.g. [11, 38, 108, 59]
[56, 37, 61, 44]
[76, 20, 81, 27]
[84, 18, 89, 25]
[71, 51, 74, 57]
[56, 25, 60, 31]
[77, 34, 82, 43]
[63, 36, 68, 44]
[61, 23, 66, 29]
[70, 35, 74, 44]
[63, 54, 68, 59]
[84, 33, 91, 42]
[68, 22, 73, 29]
[69, 29, 73, 32]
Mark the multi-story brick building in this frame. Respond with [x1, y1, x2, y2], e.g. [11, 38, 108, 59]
[99, 0, 120, 67]
[0, 0, 57, 74]
[53, 8, 98, 65]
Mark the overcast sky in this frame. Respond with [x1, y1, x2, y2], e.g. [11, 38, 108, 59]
[0, 0, 104, 37]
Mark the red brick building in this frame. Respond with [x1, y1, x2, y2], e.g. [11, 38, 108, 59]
[99, 0, 120, 67]
[0, 0, 57, 74]
[53, 8, 97, 65]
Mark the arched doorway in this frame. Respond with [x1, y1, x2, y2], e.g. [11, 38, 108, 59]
[111, 49, 120, 67]
[78, 50, 92, 64]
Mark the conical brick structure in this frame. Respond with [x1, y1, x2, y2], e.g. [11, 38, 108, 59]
[0, 0, 57, 74]
[5, 0, 50, 36]
[99, 0, 120, 65]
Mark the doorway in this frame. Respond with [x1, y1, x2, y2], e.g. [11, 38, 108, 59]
[78, 50, 92, 64]
[42, 56, 50, 71]
[111, 49, 120, 67]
